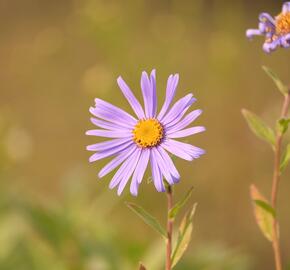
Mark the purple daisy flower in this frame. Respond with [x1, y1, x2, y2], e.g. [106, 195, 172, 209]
[246, 2, 290, 53]
[86, 70, 205, 196]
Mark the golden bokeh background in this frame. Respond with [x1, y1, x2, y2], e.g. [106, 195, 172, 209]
[0, 0, 290, 269]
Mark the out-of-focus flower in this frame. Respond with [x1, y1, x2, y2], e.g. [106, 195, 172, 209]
[4, 127, 33, 162]
[86, 70, 205, 196]
[246, 2, 290, 53]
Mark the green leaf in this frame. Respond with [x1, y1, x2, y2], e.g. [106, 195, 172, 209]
[254, 200, 276, 218]
[126, 202, 167, 239]
[171, 203, 197, 268]
[250, 185, 274, 242]
[139, 263, 146, 270]
[262, 66, 289, 95]
[280, 144, 290, 172]
[168, 187, 194, 220]
[277, 118, 290, 135]
[242, 109, 275, 147]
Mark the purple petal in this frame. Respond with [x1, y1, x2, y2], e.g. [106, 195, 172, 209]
[281, 34, 290, 48]
[86, 129, 131, 138]
[87, 138, 131, 151]
[166, 109, 202, 133]
[166, 139, 205, 158]
[141, 71, 154, 118]
[246, 29, 262, 39]
[162, 139, 205, 161]
[150, 69, 157, 117]
[93, 98, 137, 126]
[109, 147, 140, 190]
[263, 39, 280, 53]
[259, 22, 275, 34]
[157, 146, 180, 181]
[130, 149, 150, 196]
[89, 140, 133, 162]
[150, 150, 165, 192]
[282, 2, 290, 13]
[258, 22, 267, 33]
[89, 107, 135, 129]
[117, 149, 142, 195]
[166, 102, 195, 129]
[162, 141, 192, 161]
[151, 148, 175, 185]
[90, 117, 130, 131]
[162, 95, 196, 127]
[259, 13, 275, 25]
[98, 145, 137, 178]
[117, 76, 145, 119]
[158, 74, 179, 120]
[167, 126, 206, 139]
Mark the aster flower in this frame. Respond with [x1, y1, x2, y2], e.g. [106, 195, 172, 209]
[86, 70, 205, 196]
[246, 2, 290, 53]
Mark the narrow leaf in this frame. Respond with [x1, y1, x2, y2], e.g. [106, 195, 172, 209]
[171, 203, 197, 268]
[280, 144, 290, 172]
[254, 200, 276, 218]
[126, 202, 167, 239]
[168, 186, 194, 220]
[139, 263, 146, 270]
[277, 118, 290, 135]
[242, 109, 275, 147]
[250, 185, 274, 242]
[262, 66, 288, 95]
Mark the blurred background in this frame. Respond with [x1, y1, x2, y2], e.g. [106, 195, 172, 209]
[0, 0, 290, 269]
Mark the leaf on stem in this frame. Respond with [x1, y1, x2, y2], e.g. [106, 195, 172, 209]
[171, 203, 197, 268]
[126, 202, 167, 239]
[262, 66, 288, 95]
[242, 109, 275, 147]
[168, 186, 194, 220]
[250, 184, 275, 242]
[280, 144, 290, 173]
[254, 200, 276, 218]
[277, 118, 290, 135]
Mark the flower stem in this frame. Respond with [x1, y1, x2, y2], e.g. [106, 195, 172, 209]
[166, 185, 173, 270]
[271, 90, 290, 270]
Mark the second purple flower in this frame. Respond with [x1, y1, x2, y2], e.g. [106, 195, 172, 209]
[246, 2, 290, 53]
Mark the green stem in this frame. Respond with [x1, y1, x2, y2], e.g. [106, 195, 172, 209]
[271, 90, 290, 270]
[166, 185, 173, 270]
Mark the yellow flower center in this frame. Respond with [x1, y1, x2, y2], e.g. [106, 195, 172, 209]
[276, 12, 290, 35]
[133, 119, 164, 148]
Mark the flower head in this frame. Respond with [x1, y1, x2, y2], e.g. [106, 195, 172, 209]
[86, 70, 205, 196]
[246, 2, 290, 53]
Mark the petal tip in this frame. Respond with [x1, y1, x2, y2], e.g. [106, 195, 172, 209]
[196, 109, 203, 116]
[109, 183, 115, 190]
[130, 190, 138, 197]
[117, 188, 124, 196]
[173, 177, 180, 184]
[116, 76, 124, 84]
[89, 106, 95, 114]
[200, 126, 206, 132]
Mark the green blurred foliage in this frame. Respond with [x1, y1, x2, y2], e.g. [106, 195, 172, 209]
[0, 176, 252, 270]
[0, 0, 290, 269]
